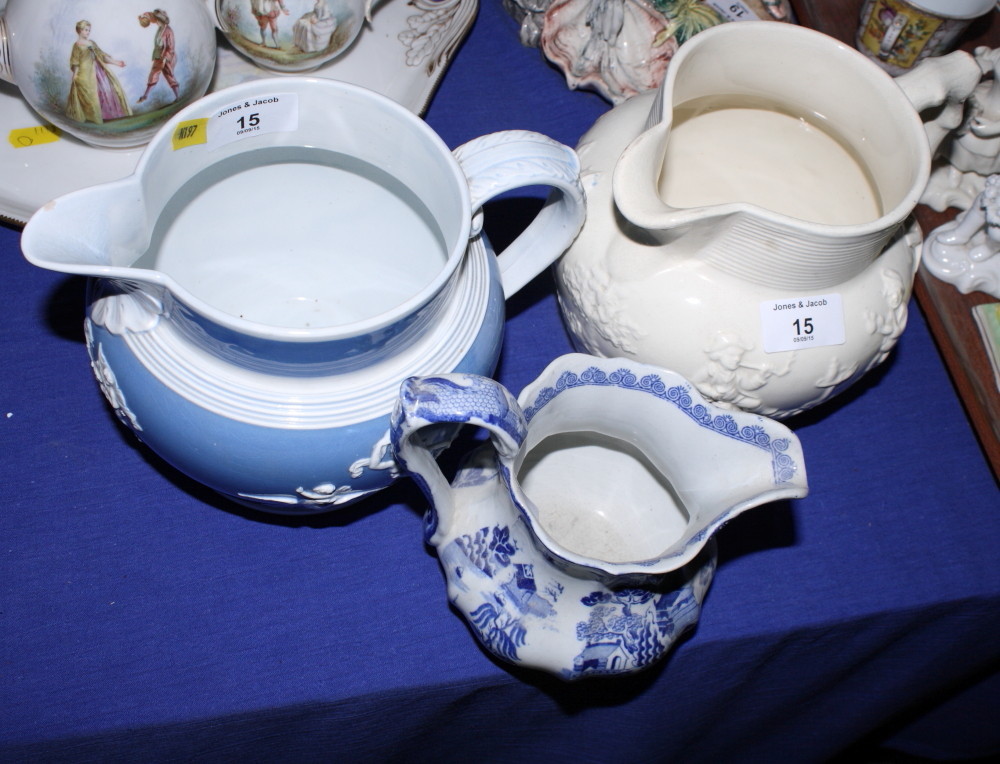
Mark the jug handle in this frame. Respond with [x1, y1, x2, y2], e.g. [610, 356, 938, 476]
[895, 50, 982, 156]
[391, 373, 527, 540]
[453, 131, 586, 299]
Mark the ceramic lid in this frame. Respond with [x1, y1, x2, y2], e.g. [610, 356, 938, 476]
[908, 0, 995, 20]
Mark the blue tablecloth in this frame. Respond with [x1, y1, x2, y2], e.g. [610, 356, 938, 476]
[2, 4, 998, 762]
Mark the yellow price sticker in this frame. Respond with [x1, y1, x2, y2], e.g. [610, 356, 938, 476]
[8, 125, 61, 148]
[172, 118, 208, 150]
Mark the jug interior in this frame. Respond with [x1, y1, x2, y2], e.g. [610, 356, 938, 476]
[653, 24, 927, 227]
[134, 145, 450, 330]
[659, 94, 883, 226]
[516, 431, 690, 565]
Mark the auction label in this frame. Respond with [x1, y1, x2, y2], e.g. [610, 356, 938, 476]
[171, 118, 208, 150]
[8, 124, 61, 148]
[173, 93, 299, 151]
[759, 293, 845, 353]
[705, 1, 759, 21]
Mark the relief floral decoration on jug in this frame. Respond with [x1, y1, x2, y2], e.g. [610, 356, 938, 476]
[237, 429, 400, 508]
[502, 0, 794, 103]
[82, 283, 169, 433]
[238, 481, 377, 508]
[85, 322, 144, 435]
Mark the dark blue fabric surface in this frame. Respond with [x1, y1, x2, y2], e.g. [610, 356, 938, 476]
[2, 3, 999, 762]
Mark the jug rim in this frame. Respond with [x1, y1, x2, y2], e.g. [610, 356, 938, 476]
[618, 21, 931, 239]
[507, 354, 808, 577]
[23, 77, 474, 344]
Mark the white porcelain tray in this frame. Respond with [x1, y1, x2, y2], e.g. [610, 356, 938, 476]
[0, 0, 477, 225]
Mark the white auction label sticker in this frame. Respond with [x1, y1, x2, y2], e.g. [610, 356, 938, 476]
[172, 93, 299, 151]
[212, 93, 298, 148]
[705, 1, 759, 21]
[759, 293, 846, 353]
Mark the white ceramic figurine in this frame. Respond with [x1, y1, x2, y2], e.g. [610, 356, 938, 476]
[924, 174, 1000, 299]
[923, 47, 1000, 213]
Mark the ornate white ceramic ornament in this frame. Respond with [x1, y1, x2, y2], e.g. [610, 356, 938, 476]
[0, 0, 217, 148]
[391, 353, 807, 678]
[923, 47, 1000, 213]
[554, 22, 981, 419]
[924, 174, 1000, 299]
[22, 77, 585, 513]
[503, 0, 794, 104]
[396, 0, 476, 73]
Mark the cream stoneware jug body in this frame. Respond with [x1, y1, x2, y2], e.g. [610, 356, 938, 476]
[207, 0, 388, 73]
[555, 22, 981, 419]
[390, 354, 808, 678]
[0, 0, 217, 148]
[21, 77, 585, 513]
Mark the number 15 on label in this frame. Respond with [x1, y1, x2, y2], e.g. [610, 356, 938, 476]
[759, 293, 846, 353]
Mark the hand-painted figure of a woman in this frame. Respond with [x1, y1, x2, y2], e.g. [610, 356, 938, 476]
[138, 9, 179, 103]
[293, 0, 337, 53]
[65, 20, 131, 124]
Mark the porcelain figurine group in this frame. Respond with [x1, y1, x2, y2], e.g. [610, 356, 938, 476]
[13, 6, 998, 678]
[502, 0, 793, 103]
[920, 45, 1000, 299]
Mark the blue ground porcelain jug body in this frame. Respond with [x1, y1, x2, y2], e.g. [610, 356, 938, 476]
[391, 354, 808, 678]
[21, 78, 585, 512]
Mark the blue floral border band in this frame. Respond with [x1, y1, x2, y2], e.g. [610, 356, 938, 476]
[522, 367, 800, 485]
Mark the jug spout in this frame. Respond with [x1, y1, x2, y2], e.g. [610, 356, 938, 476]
[611, 120, 723, 235]
[608, 21, 963, 292]
[22, 179, 152, 281]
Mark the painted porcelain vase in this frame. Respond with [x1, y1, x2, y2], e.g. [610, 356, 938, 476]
[208, 0, 388, 73]
[0, 0, 216, 148]
[555, 22, 983, 419]
[21, 77, 585, 513]
[390, 353, 808, 678]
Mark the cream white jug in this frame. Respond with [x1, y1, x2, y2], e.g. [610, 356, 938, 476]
[555, 22, 982, 419]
